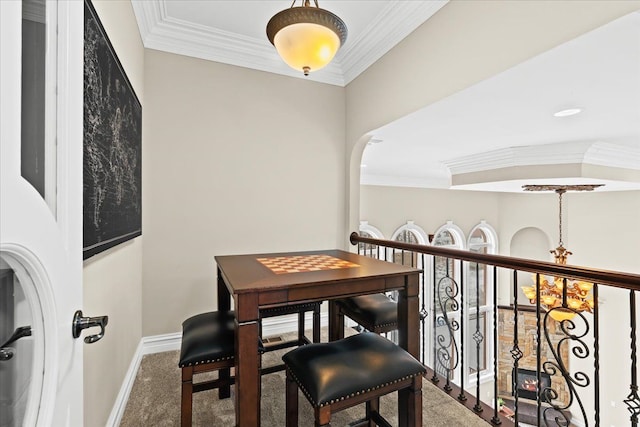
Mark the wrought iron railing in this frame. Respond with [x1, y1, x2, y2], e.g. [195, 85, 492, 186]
[349, 231, 640, 427]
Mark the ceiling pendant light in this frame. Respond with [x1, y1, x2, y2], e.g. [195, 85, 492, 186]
[520, 184, 603, 322]
[267, 0, 347, 76]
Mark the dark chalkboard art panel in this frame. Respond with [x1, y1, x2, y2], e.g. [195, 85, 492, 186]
[83, 0, 142, 260]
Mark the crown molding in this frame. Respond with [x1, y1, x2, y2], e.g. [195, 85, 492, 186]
[583, 142, 640, 169]
[444, 141, 640, 175]
[339, 0, 447, 84]
[131, 0, 447, 87]
[361, 173, 451, 189]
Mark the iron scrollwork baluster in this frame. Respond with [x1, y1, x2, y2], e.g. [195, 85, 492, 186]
[593, 283, 600, 425]
[543, 307, 591, 426]
[432, 255, 439, 384]
[473, 261, 484, 413]
[435, 257, 460, 392]
[625, 289, 640, 426]
[458, 259, 466, 402]
[536, 273, 543, 425]
[511, 271, 523, 425]
[420, 253, 428, 365]
[491, 265, 501, 425]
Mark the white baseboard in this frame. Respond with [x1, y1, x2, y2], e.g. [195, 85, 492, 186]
[105, 332, 185, 426]
[141, 331, 182, 354]
[105, 339, 143, 427]
[106, 312, 328, 426]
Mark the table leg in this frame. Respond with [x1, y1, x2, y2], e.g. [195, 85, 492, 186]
[235, 320, 260, 426]
[217, 267, 232, 398]
[235, 293, 261, 427]
[217, 267, 231, 312]
[397, 273, 421, 427]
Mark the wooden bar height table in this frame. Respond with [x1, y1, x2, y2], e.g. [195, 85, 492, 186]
[215, 249, 421, 427]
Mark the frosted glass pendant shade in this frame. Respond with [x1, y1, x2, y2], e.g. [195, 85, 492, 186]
[267, 2, 347, 76]
[274, 23, 340, 74]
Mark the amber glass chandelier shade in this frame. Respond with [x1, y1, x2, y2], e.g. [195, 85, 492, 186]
[522, 258, 595, 322]
[548, 308, 577, 322]
[267, 2, 347, 76]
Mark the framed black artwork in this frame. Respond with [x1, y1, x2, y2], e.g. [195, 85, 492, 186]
[83, 0, 142, 260]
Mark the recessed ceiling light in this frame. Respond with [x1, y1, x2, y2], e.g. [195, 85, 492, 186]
[361, 164, 367, 168]
[553, 108, 582, 117]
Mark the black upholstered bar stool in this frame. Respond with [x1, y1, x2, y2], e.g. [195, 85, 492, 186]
[179, 311, 236, 427]
[333, 293, 397, 338]
[282, 332, 425, 427]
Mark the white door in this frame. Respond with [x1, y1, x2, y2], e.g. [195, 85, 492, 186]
[1, 1, 85, 426]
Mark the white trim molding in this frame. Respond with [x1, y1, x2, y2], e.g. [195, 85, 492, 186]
[445, 141, 640, 175]
[131, 0, 447, 86]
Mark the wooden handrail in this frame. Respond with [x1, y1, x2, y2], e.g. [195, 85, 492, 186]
[350, 232, 640, 291]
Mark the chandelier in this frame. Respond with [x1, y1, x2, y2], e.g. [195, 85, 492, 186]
[267, 0, 347, 76]
[520, 185, 602, 322]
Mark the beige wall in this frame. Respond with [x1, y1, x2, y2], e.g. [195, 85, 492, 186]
[142, 50, 346, 336]
[82, 1, 144, 426]
[360, 185, 500, 239]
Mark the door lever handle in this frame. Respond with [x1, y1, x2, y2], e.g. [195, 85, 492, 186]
[72, 310, 109, 344]
[0, 326, 32, 361]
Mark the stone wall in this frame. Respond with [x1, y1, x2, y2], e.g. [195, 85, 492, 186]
[497, 306, 570, 405]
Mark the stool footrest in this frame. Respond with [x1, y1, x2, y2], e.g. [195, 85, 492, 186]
[370, 411, 393, 427]
[191, 376, 235, 393]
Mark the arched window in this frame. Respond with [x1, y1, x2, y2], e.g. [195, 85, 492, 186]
[432, 220, 465, 288]
[358, 221, 384, 258]
[466, 221, 498, 384]
[390, 221, 429, 267]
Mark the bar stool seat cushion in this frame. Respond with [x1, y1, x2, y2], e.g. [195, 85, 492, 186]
[179, 311, 235, 367]
[282, 332, 425, 407]
[336, 294, 397, 328]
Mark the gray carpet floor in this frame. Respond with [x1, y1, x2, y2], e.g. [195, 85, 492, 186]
[120, 330, 491, 426]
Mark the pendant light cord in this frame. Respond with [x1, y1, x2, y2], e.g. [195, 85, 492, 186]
[557, 189, 566, 247]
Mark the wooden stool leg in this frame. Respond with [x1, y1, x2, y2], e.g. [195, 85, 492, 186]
[399, 376, 422, 427]
[219, 367, 231, 399]
[286, 370, 299, 427]
[313, 303, 321, 343]
[315, 406, 332, 427]
[412, 376, 423, 427]
[181, 367, 194, 427]
[366, 397, 380, 427]
[298, 310, 305, 343]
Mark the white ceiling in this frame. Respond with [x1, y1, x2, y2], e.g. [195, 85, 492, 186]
[131, 2, 640, 193]
[131, 0, 447, 86]
[362, 10, 640, 192]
